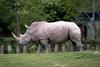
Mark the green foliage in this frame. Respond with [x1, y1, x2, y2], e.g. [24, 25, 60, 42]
[0, 37, 13, 45]
[0, 52, 100, 67]
[0, 37, 5, 45]
[0, 0, 100, 36]
[0, 37, 11, 45]
[42, 1, 66, 21]
[9, 39, 17, 53]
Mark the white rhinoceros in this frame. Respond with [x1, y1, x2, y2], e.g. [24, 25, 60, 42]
[12, 21, 83, 52]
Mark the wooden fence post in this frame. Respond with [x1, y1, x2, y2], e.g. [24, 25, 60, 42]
[7, 44, 12, 53]
[23, 46, 27, 53]
[16, 45, 20, 53]
[0, 45, 4, 53]
[62, 45, 66, 52]
[55, 44, 58, 52]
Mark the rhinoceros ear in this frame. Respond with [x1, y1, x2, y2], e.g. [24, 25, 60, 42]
[12, 32, 19, 40]
[25, 24, 29, 28]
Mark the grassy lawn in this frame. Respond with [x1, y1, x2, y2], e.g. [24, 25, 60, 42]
[0, 51, 100, 67]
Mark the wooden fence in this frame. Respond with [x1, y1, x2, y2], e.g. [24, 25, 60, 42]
[0, 38, 99, 54]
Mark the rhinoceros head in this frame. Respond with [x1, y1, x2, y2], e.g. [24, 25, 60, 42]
[12, 24, 31, 45]
[12, 32, 31, 45]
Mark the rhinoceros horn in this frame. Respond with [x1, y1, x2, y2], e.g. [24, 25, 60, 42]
[25, 24, 29, 28]
[12, 32, 19, 40]
[20, 34, 23, 37]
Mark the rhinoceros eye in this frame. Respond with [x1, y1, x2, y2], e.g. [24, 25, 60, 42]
[23, 37, 26, 38]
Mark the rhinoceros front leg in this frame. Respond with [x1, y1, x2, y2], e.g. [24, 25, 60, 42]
[40, 40, 51, 53]
[35, 43, 40, 53]
[35, 43, 45, 53]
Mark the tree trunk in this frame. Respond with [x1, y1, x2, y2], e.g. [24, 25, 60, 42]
[16, 10, 20, 53]
[16, 11, 20, 36]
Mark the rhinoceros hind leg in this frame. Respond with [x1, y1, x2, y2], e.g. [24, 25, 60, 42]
[71, 40, 83, 51]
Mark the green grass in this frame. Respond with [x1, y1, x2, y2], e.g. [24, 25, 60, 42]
[0, 51, 100, 67]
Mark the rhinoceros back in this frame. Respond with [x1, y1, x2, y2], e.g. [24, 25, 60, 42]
[27, 21, 81, 44]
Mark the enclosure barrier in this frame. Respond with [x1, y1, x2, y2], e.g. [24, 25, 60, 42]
[0, 37, 100, 54]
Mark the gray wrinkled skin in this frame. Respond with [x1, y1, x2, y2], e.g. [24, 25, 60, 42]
[14, 21, 83, 52]
[17, 33, 31, 45]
